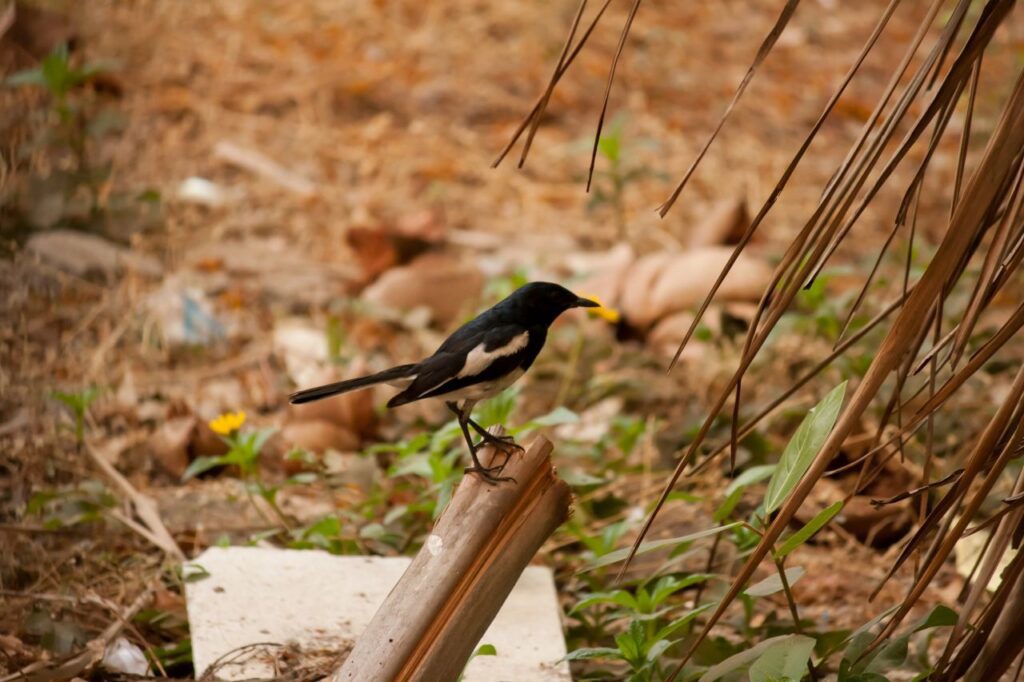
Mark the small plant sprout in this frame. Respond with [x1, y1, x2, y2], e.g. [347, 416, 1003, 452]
[51, 387, 101, 446]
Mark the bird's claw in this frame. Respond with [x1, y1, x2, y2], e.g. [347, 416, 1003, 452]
[464, 465, 517, 485]
[472, 432, 525, 454]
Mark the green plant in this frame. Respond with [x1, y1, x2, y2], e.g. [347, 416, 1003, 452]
[26, 480, 116, 529]
[5, 43, 159, 235]
[51, 386, 101, 445]
[181, 412, 288, 528]
[585, 113, 662, 238]
[562, 384, 861, 680]
[457, 643, 497, 681]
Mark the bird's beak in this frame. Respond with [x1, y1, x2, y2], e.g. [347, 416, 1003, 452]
[575, 296, 601, 308]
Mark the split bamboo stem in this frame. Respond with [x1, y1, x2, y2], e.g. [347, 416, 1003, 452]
[333, 431, 571, 682]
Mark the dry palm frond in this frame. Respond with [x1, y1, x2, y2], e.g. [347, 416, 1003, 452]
[503, 0, 1024, 676]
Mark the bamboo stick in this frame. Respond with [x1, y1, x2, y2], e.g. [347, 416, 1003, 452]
[333, 432, 571, 682]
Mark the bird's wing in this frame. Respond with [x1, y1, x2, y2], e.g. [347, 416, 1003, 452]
[387, 325, 532, 407]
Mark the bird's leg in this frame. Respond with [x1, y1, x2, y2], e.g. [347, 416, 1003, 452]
[465, 418, 523, 473]
[446, 402, 515, 485]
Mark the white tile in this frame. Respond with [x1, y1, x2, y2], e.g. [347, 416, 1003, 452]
[185, 546, 572, 681]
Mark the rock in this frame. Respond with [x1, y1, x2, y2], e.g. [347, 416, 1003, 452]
[618, 252, 675, 328]
[647, 311, 710, 361]
[191, 420, 231, 458]
[621, 247, 772, 328]
[102, 638, 150, 676]
[26, 230, 162, 279]
[149, 416, 196, 478]
[273, 320, 329, 387]
[346, 210, 447, 283]
[281, 419, 360, 454]
[362, 252, 484, 327]
[177, 177, 226, 206]
[288, 385, 378, 440]
[686, 199, 749, 248]
[186, 238, 357, 307]
[565, 243, 635, 308]
[840, 495, 912, 547]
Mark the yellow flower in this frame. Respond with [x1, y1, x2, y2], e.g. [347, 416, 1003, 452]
[580, 293, 621, 324]
[209, 411, 246, 435]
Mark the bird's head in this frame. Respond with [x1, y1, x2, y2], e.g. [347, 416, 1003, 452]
[504, 281, 599, 325]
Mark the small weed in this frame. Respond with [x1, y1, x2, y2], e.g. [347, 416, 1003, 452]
[51, 386, 101, 445]
[182, 411, 290, 529]
[584, 112, 664, 239]
[5, 43, 159, 237]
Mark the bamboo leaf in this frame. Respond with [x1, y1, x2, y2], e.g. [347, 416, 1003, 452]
[745, 566, 805, 597]
[776, 501, 844, 558]
[764, 382, 847, 513]
[749, 634, 816, 682]
[582, 523, 740, 572]
[699, 634, 812, 682]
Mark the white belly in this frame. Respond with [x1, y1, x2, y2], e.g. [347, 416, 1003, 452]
[434, 368, 526, 402]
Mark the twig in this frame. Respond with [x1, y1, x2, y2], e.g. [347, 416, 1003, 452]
[85, 441, 185, 560]
[0, 585, 154, 682]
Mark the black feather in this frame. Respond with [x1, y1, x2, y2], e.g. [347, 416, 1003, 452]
[289, 364, 418, 404]
[289, 282, 597, 408]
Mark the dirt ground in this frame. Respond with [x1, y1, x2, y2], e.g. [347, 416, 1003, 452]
[2, 0, 1022, 679]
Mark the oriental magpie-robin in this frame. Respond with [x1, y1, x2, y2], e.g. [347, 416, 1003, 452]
[289, 282, 599, 484]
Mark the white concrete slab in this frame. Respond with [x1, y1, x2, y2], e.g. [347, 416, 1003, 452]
[185, 546, 572, 681]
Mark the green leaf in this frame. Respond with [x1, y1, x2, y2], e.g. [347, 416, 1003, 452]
[725, 464, 777, 496]
[713, 487, 744, 523]
[474, 388, 519, 427]
[531, 406, 580, 427]
[841, 604, 955, 675]
[653, 603, 715, 642]
[562, 470, 608, 487]
[744, 566, 805, 597]
[649, 574, 711, 607]
[582, 523, 741, 571]
[749, 635, 816, 682]
[181, 455, 227, 481]
[250, 427, 278, 456]
[646, 637, 675, 662]
[776, 501, 844, 558]
[181, 563, 210, 583]
[571, 590, 639, 614]
[764, 382, 847, 513]
[5, 67, 47, 88]
[474, 644, 497, 657]
[562, 647, 620, 662]
[863, 605, 956, 675]
[615, 621, 645, 665]
[699, 634, 811, 682]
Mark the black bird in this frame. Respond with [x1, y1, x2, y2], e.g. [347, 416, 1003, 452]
[290, 282, 599, 483]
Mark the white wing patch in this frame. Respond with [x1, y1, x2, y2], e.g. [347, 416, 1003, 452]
[457, 330, 530, 379]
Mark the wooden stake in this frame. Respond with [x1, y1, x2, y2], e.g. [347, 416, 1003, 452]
[333, 432, 571, 682]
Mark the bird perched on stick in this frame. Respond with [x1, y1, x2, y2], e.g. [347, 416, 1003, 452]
[290, 282, 599, 484]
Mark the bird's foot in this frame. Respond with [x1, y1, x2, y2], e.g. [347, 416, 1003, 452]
[472, 430, 525, 454]
[464, 464, 517, 485]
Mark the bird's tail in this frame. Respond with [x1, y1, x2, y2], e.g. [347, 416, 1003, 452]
[289, 364, 418, 404]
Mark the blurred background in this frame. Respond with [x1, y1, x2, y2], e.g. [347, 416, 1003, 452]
[2, 0, 1023, 679]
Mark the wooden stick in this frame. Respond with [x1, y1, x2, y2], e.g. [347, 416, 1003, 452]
[333, 432, 571, 682]
[86, 442, 185, 560]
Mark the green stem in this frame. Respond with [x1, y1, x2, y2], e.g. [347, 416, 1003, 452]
[773, 554, 819, 680]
